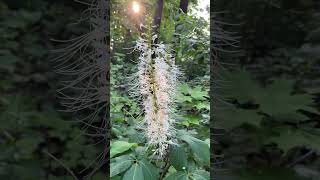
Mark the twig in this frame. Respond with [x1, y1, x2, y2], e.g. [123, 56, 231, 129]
[286, 149, 314, 168]
[44, 150, 79, 180]
[160, 156, 171, 180]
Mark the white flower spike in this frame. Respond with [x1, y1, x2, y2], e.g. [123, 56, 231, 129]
[130, 32, 181, 158]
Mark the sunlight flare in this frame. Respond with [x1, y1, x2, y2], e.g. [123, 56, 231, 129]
[132, 1, 140, 13]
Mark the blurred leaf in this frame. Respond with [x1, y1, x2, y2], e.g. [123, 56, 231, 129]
[169, 145, 188, 171]
[92, 173, 106, 180]
[110, 141, 137, 158]
[123, 163, 144, 180]
[216, 105, 261, 129]
[267, 126, 320, 152]
[110, 155, 133, 177]
[189, 86, 208, 100]
[190, 170, 209, 180]
[0, 51, 20, 71]
[15, 135, 44, 156]
[180, 133, 210, 166]
[164, 171, 189, 180]
[182, 115, 200, 126]
[222, 69, 261, 104]
[193, 102, 209, 110]
[254, 79, 316, 120]
[139, 159, 160, 180]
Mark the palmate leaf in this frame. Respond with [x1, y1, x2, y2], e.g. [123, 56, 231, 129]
[169, 145, 188, 170]
[193, 102, 210, 110]
[164, 171, 189, 180]
[110, 155, 133, 177]
[189, 86, 209, 100]
[179, 131, 210, 166]
[191, 170, 210, 180]
[253, 79, 317, 120]
[123, 163, 144, 180]
[139, 159, 160, 180]
[221, 69, 261, 104]
[177, 84, 208, 101]
[215, 105, 261, 129]
[110, 141, 137, 158]
[164, 170, 209, 180]
[176, 92, 193, 103]
[118, 158, 159, 180]
[180, 114, 201, 127]
[267, 126, 320, 152]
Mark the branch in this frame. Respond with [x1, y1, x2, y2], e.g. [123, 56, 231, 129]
[160, 156, 171, 180]
[44, 150, 79, 180]
[153, 0, 164, 41]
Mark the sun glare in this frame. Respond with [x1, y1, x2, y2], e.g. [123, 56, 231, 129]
[132, 1, 140, 13]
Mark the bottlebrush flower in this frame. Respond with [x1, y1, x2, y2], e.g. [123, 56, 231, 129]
[130, 34, 180, 158]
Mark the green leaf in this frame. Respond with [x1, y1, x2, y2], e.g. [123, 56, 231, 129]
[178, 84, 190, 94]
[123, 163, 144, 180]
[110, 141, 137, 158]
[189, 86, 208, 100]
[193, 102, 210, 110]
[164, 171, 189, 180]
[191, 170, 210, 180]
[215, 105, 261, 129]
[254, 79, 316, 120]
[221, 69, 261, 104]
[110, 155, 133, 177]
[267, 126, 320, 152]
[139, 159, 160, 180]
[183, 115, 200, 126]
[176, 92, 193, 103]
[169, 145, 188, 171]
[111, 176, 121, 180]
[177, 84, 208, 101]
[180, 133, 210, 165]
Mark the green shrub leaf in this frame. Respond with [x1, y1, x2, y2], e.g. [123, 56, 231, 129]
[110, 141, 137, 158]
[180, 133, 210, 166]
[169, 145, 188, 170]
[110, 155, 133, 177]
[123, 163, 144, 180]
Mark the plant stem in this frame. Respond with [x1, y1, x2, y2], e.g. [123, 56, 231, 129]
[160, 156, 171, 180]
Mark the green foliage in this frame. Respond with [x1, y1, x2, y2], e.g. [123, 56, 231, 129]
[254, 79, 317, 120]
[110, 155, 134, 177]
[216, 105, 261, 129]
[164, 169, 209, 180]
[110, 141, 138, 158]
[123, 162, 144, 180]
[214, 0, 320, 178]
[109, 1, 210, 179]
[0, 0, 107, 179]
[267, 126, 320, 152]
[179, 131, 210, 166]
[169, 145, 188, 171]
[176, 84, 209, 128]
[217, 69, 320, 154]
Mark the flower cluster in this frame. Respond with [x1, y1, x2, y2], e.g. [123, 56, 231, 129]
[131, 34, 180, 158]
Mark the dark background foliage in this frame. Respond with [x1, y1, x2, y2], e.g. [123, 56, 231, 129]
[214, 0, 320, 179]
[1, 0, 320, 179]
[0, 0, 106, 179]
